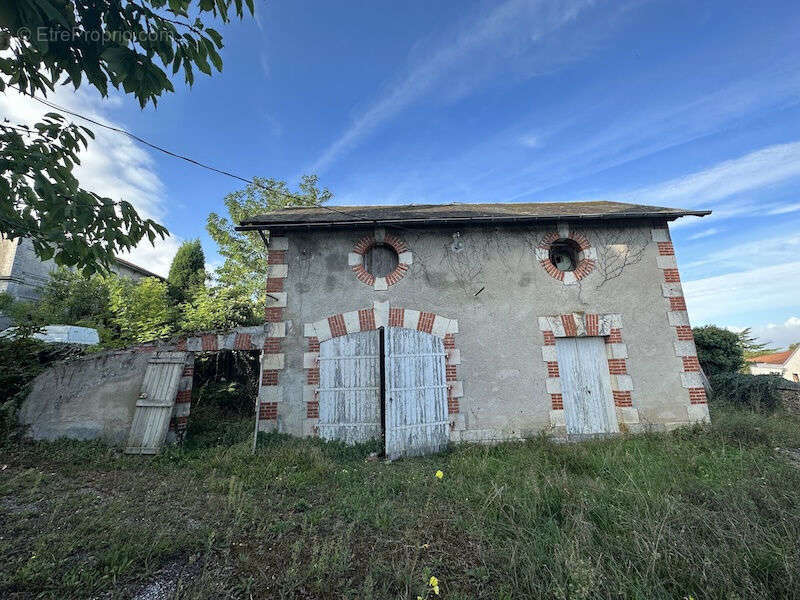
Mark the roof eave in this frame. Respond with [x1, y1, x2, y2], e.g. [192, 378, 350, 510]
[235, 210, 712, 232]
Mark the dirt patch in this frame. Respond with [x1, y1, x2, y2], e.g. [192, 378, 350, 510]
[777, 447, 800, 466]
[0, 496, 43, 515]
[90, 559, 202, 600]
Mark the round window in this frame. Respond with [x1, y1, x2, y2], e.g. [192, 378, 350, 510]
[549, 238, 581, 272]
[363, 243, 399, 277]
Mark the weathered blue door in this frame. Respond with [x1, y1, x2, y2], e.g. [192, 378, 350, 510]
[384, 327, 449, 459]
[317, 331, 382, 444]
[555, 337, 618, 435]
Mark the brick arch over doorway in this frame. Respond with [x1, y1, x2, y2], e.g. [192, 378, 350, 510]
[301, 301, 463, 438]
[538, 312, 640, 435]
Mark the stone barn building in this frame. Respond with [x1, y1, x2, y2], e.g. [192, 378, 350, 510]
[234, 201, 709, 458]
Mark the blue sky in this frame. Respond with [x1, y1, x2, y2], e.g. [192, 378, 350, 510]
[3, 0, 800, 346]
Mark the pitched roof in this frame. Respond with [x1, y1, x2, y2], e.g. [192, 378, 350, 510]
[746, 350, 794, 365]
[112, 256, 166, 281]
[236, 201, 710, 231]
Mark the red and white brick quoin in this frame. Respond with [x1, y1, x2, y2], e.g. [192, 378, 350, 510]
[302, 301, 464, 439]
[651, 223, 709, 423]
[536, 223, 597, 284]
[538, 312, 640, 433]
[348, 228, 413, 290]
[258, 235, 289, 431]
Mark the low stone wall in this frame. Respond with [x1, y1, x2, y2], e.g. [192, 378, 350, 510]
[778, 381, 800, 415]
[19, 349, 152, 443]
[17, 324, 284, 445]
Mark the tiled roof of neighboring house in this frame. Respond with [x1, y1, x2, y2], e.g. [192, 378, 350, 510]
[113, 256, 166, 281]
[237, 201, 711, 231]
[746, 350, 794, 365]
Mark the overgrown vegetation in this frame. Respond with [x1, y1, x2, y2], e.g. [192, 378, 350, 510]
[709, 372, 785, 411]
[0, 243, 260, 348]
[2, 406, 800, 599]
[183, 350, 259, 450]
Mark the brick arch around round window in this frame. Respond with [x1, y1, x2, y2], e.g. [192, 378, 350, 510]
[301, 301, 464, 438]
[536, 224, 597, 284]
[348, 228, 413, 290]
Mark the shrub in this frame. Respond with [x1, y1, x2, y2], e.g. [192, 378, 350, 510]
[694, 325, 744, 376]
[709, 372, 783, 411]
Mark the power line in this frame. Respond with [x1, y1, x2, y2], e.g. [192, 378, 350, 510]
[9, 86, 400, 230]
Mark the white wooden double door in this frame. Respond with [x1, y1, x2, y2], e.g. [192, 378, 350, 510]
[318, 327, 449, 459]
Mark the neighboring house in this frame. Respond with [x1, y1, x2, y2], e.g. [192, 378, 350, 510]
[746, 348, 800, 383]
[0, 236, 164, 329]
[233, 201, 712, 457]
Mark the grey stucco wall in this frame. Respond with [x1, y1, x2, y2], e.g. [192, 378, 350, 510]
[270, 219, 703, 442]
[19, 349, 152, 443]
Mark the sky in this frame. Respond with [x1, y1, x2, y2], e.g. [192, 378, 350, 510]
[2, 0, 800, 347]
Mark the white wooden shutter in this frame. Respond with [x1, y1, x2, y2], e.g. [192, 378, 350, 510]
[125, 351, 187, 454]
[318, 331, 381, 444]
[555, 337, 618, 435]
[384, 327, 448, 459]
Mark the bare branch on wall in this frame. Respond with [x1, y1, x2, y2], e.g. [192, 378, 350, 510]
[590, 226, 651, 289]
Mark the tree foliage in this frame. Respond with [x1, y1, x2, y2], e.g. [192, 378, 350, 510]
[107, 276, 174, 344]
[206, 175, 331, 299]
[736, 327, 777, 358]
[167, 239, 205, 304]
[178, 284, 257, 332]
[1, 268, 117, 342]
[694, 325, 744, 378]
[0, 0, 254, 272]
[2, 266, 259, 346]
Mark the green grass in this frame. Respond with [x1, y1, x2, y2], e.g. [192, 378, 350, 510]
[2, 406, 800, 599]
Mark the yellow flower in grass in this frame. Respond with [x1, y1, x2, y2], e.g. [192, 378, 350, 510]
[435, 470, 444, 480]
[429, 576, 440, 595]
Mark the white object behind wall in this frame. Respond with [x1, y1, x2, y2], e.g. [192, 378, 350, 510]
[1, 325, 100, 345]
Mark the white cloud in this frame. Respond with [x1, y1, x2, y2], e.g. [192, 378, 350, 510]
[626, 141, 800, 212]
[683, 261, 800, 324]
[0, 86, 178, 277]
[115, 240, 180, 279]
[768, 202, 800, 215]
[726, 317, 800, 349]
[519, 133, 541, 148]
[683, 233, 800, 271]
[346, 59, 800, 207]
[688, 227, 720, 240]
[310, 0, 615, 173]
